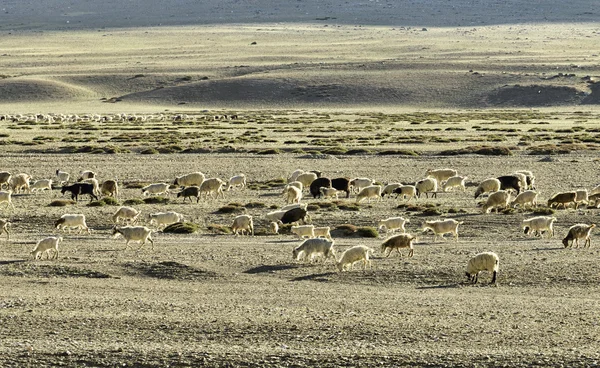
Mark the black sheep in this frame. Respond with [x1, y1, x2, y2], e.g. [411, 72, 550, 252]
[310, 177, 332, 199]
[177, 186, 200, 203]
[497, 175, 521, 194]
[280, 207, 309, 225]
[331, 177, 351, 198]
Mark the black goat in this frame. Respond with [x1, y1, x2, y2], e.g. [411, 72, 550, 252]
[61, 183, 98, 202]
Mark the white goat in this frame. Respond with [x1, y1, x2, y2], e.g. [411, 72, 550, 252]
[199, 178, 226, 199]
[511, 190, 538, 209]
[0, 219, 10, 240]
[356, 185, 382, 203]
[483, 190, 510, 214]
[563, 224, 595, 248]
[79, 170, 96, 180]
[280, 203, 308, 211]
[31, 236, 63, 260]
[421, 219, 463, 242]
[149, 211, 184, 229]
[287, 169, 305, 184]
[142, 183, 170, 196]
[296, 172, 318, 188]
[232, 215, 254, 236]
[426, 168, 457, 183]
[377, 217, 409, 234]
[575, 189, 589, 209]
[174, 172, 205, 187]
[415, 178, 437, 198]
[319, 187, 340, 200]
[266, 210, 287, 222]
[442, 176, 467, 192]
[56, 169, 69, 186]
[30, 179, 53, 193]
[227, 174, 246, 190]
[394, 185, 417, 201]
[112, 206, 140, 224]
[522, 216, 557, 238]
[0, 191, 15, 209]
[291, 225, 315, 239]
[286, 181, 303, 192]
[466, 252, 499, 285]
[336, 245, 373, 271]
[381, 183, 402, 198]
[293, 238, 336, 263]
[474, 178, 501, 199]
[313, 226, 332, 240]
[269, 221, 279, 235]
[350, 178, 374, 194]
[283, 185, 302, 204]
[10, 173, 30, 193]
[55, 214, 91, 234]
[112, 226, 154, 249]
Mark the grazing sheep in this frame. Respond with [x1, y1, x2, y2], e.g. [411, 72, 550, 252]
[378, 217, 409, 234]
[0, 171, 11, 190]
[82, 178, 101, 196]
[199, 178, 226, 199]
[522, 216, 557, 238]
[331, 177, 351, 199]
[547, 191, 577, 209]
[497, 175, 521, 194]
[563, 224, 595, 248]
[466, 252, 499, 285]
[61, 183, 98, 202]
[588, 193, 600, 208]
[515, 170, 535, 190]
[177, 186, 200, 203]
[174, 172, 205, 187]
[296, 172, 318, 188]
[336, 245, 373, 271]
[292, 238, 336, 263]
[291, 225, 315, 239]
[287, 169, 305, 184]
[381, 183, 402, 198]
[380, 233, 416, 257]
[511, 190, 539, 209]
[421, 219, 463, 242]
[280, 207, 310, 225]
[442, 176, 467, 192]
[30, 179, 53, 193]
[148, 211, 184, 229]
[56, 169, 69, 186]
[415, 178, 437, 199]
[100, 179, 119, 197]
[231, 215, 254, 236]
[281, 203, 308, 212]
[483, 190, 510, 214]
[283, 185, 302, 204]
[511, 172, 528, 194]
[55, 214, 91, 234]
[266, 210, 288, 223]
[31, 236, 63, 260]
[112, 206, 140, 224]
[269, 221, 279, 235]
[79, 170, 96, 181]
[112, 226, 154, 250]
[320, 187, 340, 200]
[10, 173, 31, 193]
[286, 181, 303, 192]
[0, 191, 15, 209]
[141, 183, 170, 196]
[313, 226, 332, 240]
[575, 189, 589, 209]
[350, 178, 374, 194]
[309, 177, 332, 199]
[393, 185, 417, 201]
[356, 185, 382, 203]
[0, 219, 10, 240]
[474, 178, 501, 199]
[227, 174, 246, 191]
[426, 168, 457, 183]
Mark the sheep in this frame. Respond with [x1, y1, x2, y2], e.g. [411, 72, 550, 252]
[141, 183, 170, 196]
[199, 178, 226, 199]
[286, 181, 303, 192]
[511, 172, 528, 193]
[148, 211, 184, 229]
[482, 190, 510, 214]
[82, 178, 101, 196]
[293, 238, 336, 263]
[356, 185, 382, 203]
[331, 177, 351, 199]
[380, 233, 416, 257]
[296, 172, 318, 188]
[320, 187, 340, 200]
[442, 176, 467, 192]
[393, 185, 417, 201]
[112, 206, 140, 224]
[0, 191, 15, 209]
[227, 174, 246, 191]
[415, 178, 437, 199]
[281, 203, 308, 212]
[511, 190, 539, 209]
[313, 226, 332, 240]
[266, 210, 288, 223]
[349, 177, 374, 194]
[378, 217, 409, 234]
[112, 226, 154, 250]
[10, 173, 30, 193]
[310, 177, 332, 199]
[31, 236, 63, 260]
[78, 170, 96, 181]
[283, 185, 302, 204]
[30, 179, 52, 193]
[591, 184, 600, 196]
[61, 183, 98, 202]
[269, 221, 279, 235]
[466, 251, 499, 285]
[497, 175, 521, 194]
[575, 189, 589, 209]
[381, 183, 402, 198]
[547, 191, 577, 209]
[291, 225, 315, 239]
[336, 245, 373, 271]
[231, 215, 254, 236]
[515, 170, 536, 190]
[0, 219, 10, 240]
[426, 168, 457, 183]
[174, 172, 205, 187]
[280, 207, 310, 225]
[421, 219, 463, 242]
[588, 193, 600, 208]
[474, 178, 501, 199]
[100, 179, 119, 197]
[0, 171, 11, 190]
[55, 214, 91, 234]
[522, 216, 557, 238]
[287, 169, 305, 184]
[563, 224, 595, 248]
[56, 169, 69, 186]
[177, 186, 200, 203]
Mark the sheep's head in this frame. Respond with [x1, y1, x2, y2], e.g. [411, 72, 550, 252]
[562, 237, 570, 248]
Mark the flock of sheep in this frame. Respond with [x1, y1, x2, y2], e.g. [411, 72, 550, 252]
[0, 165, 597, 286]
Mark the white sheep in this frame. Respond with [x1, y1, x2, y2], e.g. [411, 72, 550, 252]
[0, 219, 10, 240]
[296, 172, 318, 188]
[421, 218, 463, 242]
[511, 172, 528, 193]
[515, 170, 535, 190]
[589, 193, 600, 208]
[482, 190, 510, 214]
[522, 216, 557, 238]
[394, 185, 417, 201]
[511, 190, 538, 209]
[112, 226, 154, 250]
[575, 189, 589, 209]
[426, 168, 457, 183]
[283, 185, 302, 204]
[10, 173, 30, 193]
[287, 169, 305, 184]
[380, 233, 416, 257]
[381, 183, 402, 198]
[55, 214, 91, 234]
[174, 172, 205, 187]
[563, 223, 595, 248]
[442, 176, 467, 192]
[199, 178, 226, 199]
[292, 238, 336, 263]
[56, 169, 69, 186]
[232, 215, 254, 236]
[466, 251, 499, 285]
[280, 203, 308, 212]
[227, 174, 246, 190]
[149, 211, 184, 229]
[336, 245, 373, 271]
[0, 171, 11, 190]
[356, 185, 382, 203]
[291, 225, 315, 239]
[30, 179, 53, 193]
[547, 191, 577, 209]
[269, 221, 279, 235]
[266, 210, 287, 222]
[100, 179, 119, 197]
[112, 206, 140, 224]
[474, 178, 501, 199]
[377, 217, 409, 234]
[591, 184, 600, 196]
[319, 187, 340, 200]
[313, 226, 332, 240]
[286, 181, 303, 192]
[350, 178, 374, 194]
[415, 177, 437, 198]
[31, 236, 63, 260]
[79, 170, 96, 181]
[142, 183, 170, 196]
[0, 190, 15, 209]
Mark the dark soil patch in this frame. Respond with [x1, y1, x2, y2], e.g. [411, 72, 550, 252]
[486, 85, 584, 107]
[124, 261, 219, 281]
[0, 263, 112, 278]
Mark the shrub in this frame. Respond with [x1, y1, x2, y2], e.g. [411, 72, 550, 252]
[215, 205, 245, 214]
[163, 222, 199, 234]
[143, 196, 170, 204]
[49, 199, 76, 207]
[123, 198, 145, 206]
[206, 224, 232, 234]
[356, 227, 379, 238]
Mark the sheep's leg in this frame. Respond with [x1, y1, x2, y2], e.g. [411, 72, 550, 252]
[124, 240, 131, 250]
[585, 238, 591, 248]
[53, 249, 59, 260]
[408, 248, 414, 258]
